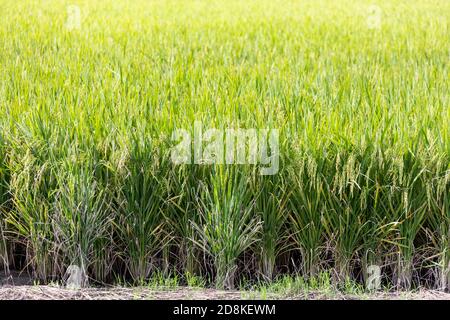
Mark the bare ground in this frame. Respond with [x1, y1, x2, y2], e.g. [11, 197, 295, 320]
[1, 271, 449, 300]
[1, 285, 449, 300]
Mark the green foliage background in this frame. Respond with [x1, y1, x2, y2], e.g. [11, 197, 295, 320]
[0, 0, 448, 290]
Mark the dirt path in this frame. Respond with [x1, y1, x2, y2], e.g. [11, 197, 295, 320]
[0, 285, 243, 300]
[0, 285, 449, 300]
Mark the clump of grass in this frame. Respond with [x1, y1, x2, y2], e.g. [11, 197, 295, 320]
[6, 135, 58, 281]
[287, 155, 327, 278]
[0, 133, 10, 271]
[53, 159, 111, 287]
[193, 166, 261, 289]
[113, 136, 169, 284]
[250, 170, 288, 281]
[425, 158, 450, 291]
[184, 271, 206, 288]
[165, 165, 204, 276]
[147, 270, 180, 290]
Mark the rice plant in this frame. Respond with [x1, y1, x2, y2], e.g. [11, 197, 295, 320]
[53, 158, 112, 286]
[425, 158, 450, 291]
[0, 134, 9, 271]
[113, 136, 169, 283]
[165, 165, 204, 276]
[6, 133, 58, 281]
[287, 155, 327, 278]
[250, 171, 288, 281]
[192, 166, 261, 289]
[0, 0, 448, 292]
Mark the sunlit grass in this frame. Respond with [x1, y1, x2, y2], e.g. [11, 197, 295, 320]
[0, 0, 448, 291]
